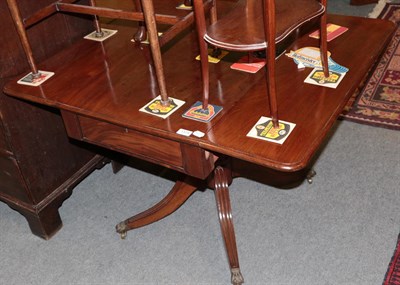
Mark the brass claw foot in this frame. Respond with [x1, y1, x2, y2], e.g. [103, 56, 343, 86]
[231, 268, 244, 285]
[306, 169, 317, 184]
[116, 222, 127, 239]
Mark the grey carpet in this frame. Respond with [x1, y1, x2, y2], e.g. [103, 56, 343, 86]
[1, 1, 399, 284]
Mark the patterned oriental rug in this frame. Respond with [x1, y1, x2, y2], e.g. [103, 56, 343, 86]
[384, 233, 400, 285]
[341, 0, 400, 130]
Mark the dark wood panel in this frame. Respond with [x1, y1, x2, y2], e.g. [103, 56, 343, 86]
[0, 154, 29, 204]
[79, 116, 184, 171]
[0, 0, 97, 205]
[0, 0, 103, 238]
[0, 93, 96, 204]
[0, 0, 92, 78]
[0, 119, 10, 153]
[181, 144, 216, 179]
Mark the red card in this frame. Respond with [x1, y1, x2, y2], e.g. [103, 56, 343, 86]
[230, 56, 266, 74]
[309, 23, 348, 42]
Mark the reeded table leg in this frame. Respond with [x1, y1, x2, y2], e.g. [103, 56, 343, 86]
[213, 166, 244, 285]
[116, 177, 198, 238]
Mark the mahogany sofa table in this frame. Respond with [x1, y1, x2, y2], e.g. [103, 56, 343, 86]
[4, 14, 394, 285]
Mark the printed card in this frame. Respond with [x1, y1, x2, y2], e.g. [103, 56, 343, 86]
[230, 56, 266, 73]
[247, 116, 296, 145]
[304, 68, 347, 89]
[309, 23, 348, 42]
[196, 48, 228, 64]
[182, 101, 223, 122]
[84, 29, 118, 42]
[286, 47, 331, 69]
[286, 47, 349, 73]
[176, 3, 192, 10]
[176, 129, 193, 136]
[293, 56, 349, 73]
[139, 95, 185, 119]
[17, 70, 54, 86]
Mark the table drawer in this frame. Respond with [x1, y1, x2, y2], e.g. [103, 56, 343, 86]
[79, 116, 184, 172]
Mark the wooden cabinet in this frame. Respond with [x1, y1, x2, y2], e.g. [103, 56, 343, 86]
[0, 0, 104, 239]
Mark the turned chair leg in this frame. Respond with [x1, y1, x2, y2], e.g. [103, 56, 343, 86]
[265, 47, 279, 128]
[193, 0, 211, 109]
[132, 0, 147, 42]
[89, 0, 104, 37]
[5, 0, 40, 79]
[140, 0, 170, 105]
[263, 0, 279, 128]
[320, 0, 329, 77]
[210, 0, 218, 24]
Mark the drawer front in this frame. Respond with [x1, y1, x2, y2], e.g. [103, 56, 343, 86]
[79, 117, 184, 171]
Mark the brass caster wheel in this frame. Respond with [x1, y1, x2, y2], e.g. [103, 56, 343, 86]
[120, 231, 127, 240]
[306, 169, 316, 184]
[231, 268, 244, 285]
[116, 221, 127, 240]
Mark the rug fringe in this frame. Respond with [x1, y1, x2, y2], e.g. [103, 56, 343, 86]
[369, 0, 392, 18]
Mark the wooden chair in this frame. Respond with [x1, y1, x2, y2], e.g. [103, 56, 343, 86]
[5, 0, 210, 107]
[193, 0, 329, 128]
